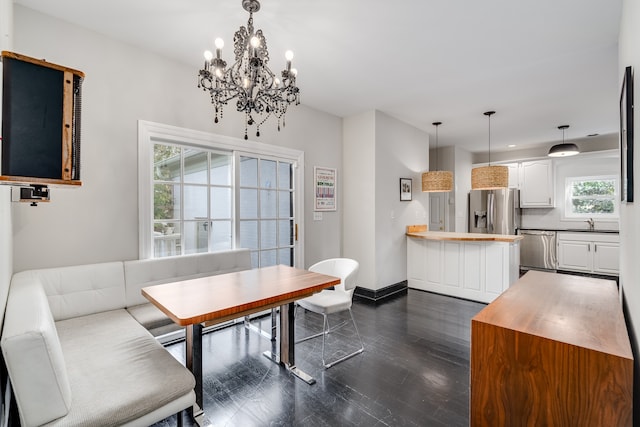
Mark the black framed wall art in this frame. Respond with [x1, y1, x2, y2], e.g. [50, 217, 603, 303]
[400, 178, 412, 201]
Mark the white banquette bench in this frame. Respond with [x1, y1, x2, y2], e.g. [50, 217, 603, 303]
[1, 249, 251, 426]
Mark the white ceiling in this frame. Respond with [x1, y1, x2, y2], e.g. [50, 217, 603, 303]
[15, 0, 623, 153]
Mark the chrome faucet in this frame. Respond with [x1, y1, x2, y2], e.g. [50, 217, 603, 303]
[585, 218, 595, 231]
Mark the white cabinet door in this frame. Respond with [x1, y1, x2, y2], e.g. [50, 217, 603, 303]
[407, 237, 427, 287]
[425, 240, 442, 287]
[557, 232, 619, 276]
[593, 242, 620, 275]
[505, 162, 519, 188]
[557, 240, 592, 272]
[520, 159, 554, 207]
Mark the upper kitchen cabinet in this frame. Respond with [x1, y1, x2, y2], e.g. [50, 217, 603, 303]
[504, 162, 519, 188]
[519, 159, 554, 208]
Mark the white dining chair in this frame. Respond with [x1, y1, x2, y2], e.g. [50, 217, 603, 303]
[296, 258, 364, 368]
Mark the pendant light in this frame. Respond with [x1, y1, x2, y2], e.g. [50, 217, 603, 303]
[422, 122, 454, 192]
[548, 125, 579, 157]
[471, 111, 508, 189]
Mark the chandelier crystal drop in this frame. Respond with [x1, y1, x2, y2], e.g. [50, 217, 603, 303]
[197, 0, 300, 140]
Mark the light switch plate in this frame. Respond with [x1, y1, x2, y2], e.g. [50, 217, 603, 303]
[313, 212, 323, 221]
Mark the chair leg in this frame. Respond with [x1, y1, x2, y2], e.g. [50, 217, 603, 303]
[177, 410, 184, 427]
[322, 308, 364, 369]
[320, 313, 329, 366]
[295, 309, 330, 343]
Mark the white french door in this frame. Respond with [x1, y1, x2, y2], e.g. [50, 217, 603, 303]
[236, 153, 298, 268]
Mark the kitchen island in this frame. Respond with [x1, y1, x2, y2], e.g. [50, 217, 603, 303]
[471, 271, 632, 426]
[407, 230, 522, 303]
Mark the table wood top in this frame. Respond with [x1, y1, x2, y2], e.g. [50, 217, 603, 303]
[142, 264, 340, 326]
[472, 270, 632, 359]
[406, 231, 523, 243]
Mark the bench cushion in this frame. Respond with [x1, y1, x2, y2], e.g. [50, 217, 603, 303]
[49, 309, 195, 426]
[126, 303, 183, 336]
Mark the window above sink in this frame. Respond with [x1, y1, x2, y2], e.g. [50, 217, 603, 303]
[564, 175, 619, 220]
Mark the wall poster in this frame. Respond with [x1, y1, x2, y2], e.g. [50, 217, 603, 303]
[314, 166, 336, 211]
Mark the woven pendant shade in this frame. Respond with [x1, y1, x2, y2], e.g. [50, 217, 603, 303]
[471, 111, 508, 189]
[422, 170, 454, 192]
[422, 121, 453, 192]
[471, 165, 509, 189]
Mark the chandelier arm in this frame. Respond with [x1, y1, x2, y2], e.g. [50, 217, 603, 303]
[254, 96, 285, 114]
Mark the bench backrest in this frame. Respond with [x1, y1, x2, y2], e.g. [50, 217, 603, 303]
[124, 249, 252, 307]
[10, 262, 126, 322]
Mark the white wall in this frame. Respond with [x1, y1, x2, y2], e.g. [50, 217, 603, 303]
[520, 152, 620, 230]
[619, 0, 640, 420]
[0, 0, 10, 50]
[11, 5, 342, 272]
[343, 111, 376, 290]
[375, 111, 429, 290]
[0, 0, 14, 419]
[343, 111, 429, 291]
[0, 187, 12, 332]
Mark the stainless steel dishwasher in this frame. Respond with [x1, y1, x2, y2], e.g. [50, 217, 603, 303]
[519, 230, 558, 271]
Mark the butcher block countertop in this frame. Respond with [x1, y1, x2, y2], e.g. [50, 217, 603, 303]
[406, 230, 523, 243]
[473, 270, 631, 357]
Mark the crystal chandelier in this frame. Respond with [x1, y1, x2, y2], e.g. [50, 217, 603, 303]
[197, 0, 300, 140]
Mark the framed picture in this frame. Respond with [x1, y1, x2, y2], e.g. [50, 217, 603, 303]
[314, 166, 337, 211]
[620, 66, 634, 202]
[400, 178, 412, 201]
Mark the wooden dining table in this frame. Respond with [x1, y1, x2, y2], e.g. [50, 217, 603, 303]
[142, 264, 340, 426]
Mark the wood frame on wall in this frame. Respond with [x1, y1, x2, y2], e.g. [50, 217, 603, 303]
[0, 51, 84, 186]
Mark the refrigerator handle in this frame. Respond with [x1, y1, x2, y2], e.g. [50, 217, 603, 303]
[513, 191, 519, 233]
[487, 193, 494, 233]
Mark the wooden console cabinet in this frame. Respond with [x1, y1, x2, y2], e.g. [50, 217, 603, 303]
[471, 271, 633, 426]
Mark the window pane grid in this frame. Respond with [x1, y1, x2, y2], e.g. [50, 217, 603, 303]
[152, 145, 294, 262]
[239, 158, 294, 267]
[153, 144, 233, 257]
[565, 175, 618, 219]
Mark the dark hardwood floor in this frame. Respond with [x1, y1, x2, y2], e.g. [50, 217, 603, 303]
[152, 289, 486, 427]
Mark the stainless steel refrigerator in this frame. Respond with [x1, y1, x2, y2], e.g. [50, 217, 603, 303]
[469, 189, 520, 235]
